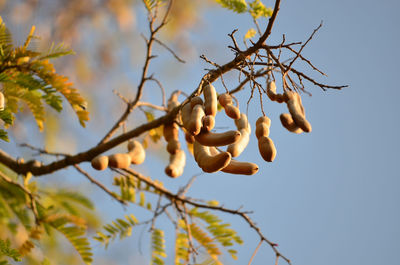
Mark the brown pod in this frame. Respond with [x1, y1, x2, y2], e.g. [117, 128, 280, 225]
[188, 104, 205, 135]
[235, 113, 250, 132]
[194, 130, 241, 147]
[275, 93, 287, 103]
[224, 104, 241, 119]
[163, 123, 179, 142]
[227, 113, 251, 157]
[165, 149, 186, 178]
[266, 80, 277, 101]
[127, 140, 146, 164]
[256, 116, 271, 128]
[255, 122, 270, 139]
[91, 155, 109, 171]
[168, 99, 180, 111]
[190, 96, 204, 109]
[168, 93, 179, 105]
[286, 91, 312, 133]
[222, 160, 259, 175]
[218, 93, 232, 107]
[193, 141, 231, 173]
[266, 81, 287, 103]
[203, 84, 217, 116]
[209, 147, 258, 175]
[0, 92, 4, 111]
[258, 136, 276, 162]
[181, 103, 192, 131]
[227, 129, 249, 157]
[202, 115, 215, 132]
[280, 113, 303, 134]
[108, 153, 132, 169]
[167, 139, 181, 154]
[184, 131, 195, 144]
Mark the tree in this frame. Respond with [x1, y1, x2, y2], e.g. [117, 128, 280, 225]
[0, 0, 346, 264]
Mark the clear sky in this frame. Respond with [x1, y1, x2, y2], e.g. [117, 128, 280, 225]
[152, 0, 400, 264]
[2, 0, 400, 264]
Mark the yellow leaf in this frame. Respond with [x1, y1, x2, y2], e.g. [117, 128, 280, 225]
[244, 28, 257, 39]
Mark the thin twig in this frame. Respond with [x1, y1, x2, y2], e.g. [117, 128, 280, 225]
[146, 76, 167, 107]
[20, 143, 69, 157]
[73, 165, 127, 205]
[248, 240, 263, 265]
[137, 101, 167, 112]
[153, 37, 185, 63]
[116, 167, 291, 264]
[285, 22, 323, 75]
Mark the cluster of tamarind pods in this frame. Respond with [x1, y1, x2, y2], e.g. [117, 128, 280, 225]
[91, 140, 146, 170]
[90, 80, 312, 178]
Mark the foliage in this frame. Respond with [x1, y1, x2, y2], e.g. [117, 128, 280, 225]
[0, 239, 22, 264]
[0, 168, 97, 264]
[0, 16, 89, 141]
[215, 0, 272, 19]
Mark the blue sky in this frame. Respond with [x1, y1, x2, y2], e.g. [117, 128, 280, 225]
[2, 0, 400, 264]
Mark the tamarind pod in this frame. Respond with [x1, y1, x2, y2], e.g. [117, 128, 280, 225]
[108, 153, 132, 169]
[127, 140, 146, 164]
[234, 113, 250, 132]
[227, 129, 250, 157]
[91, 155, 109, 171]
[209, 147, 258, 175]
[181, 103, 192, 130]
[165, 149, 186, 178]
[266, 81, 288, 103]
[188, 104, 205, 135]
[285, 91, 312, 132]
[224, 104, 241, 119]
[255, 122, 270, 139]
[268, 80, 277, 93]
[218, 93, 232, 107]
[168, 93, 179, 105]
[280, 113, 303, 134]
[203, 84, 217, 116]
[222, 160, 259, 175]
[184, 131, 195, 144]
[202, 115, 215, 132]
[258, 136, 276, 162]
[163, 123, 179, 142]
[0, 92, 4, 111]
[276, 93, 288, 103]
[168, 99, 180, 111]
[256, 116, 271, 128]
[266, 81, 278, 101]
[193, 141, 231, 173]
[194, 130, 241, 147]
[190, 96, 204, 109]
[166, 139, 181, 154]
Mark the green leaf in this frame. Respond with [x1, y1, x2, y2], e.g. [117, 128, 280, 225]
[39, 43, 74, 60]
[249, 0, 272, 19]
[139, 191, 145, 207]
[174, 232, 189, 265]
[143, 0, 167, 12]
[207, 200, 219, 207]
[94, 214, 138, 248]
[215, 0, 248, 13]
[51, 224, 93, 265]
[0, 109, 13, 125]
[150, 229, 166, 265]
[244, 28, 257, 39]
[0, 239, 22, 262]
